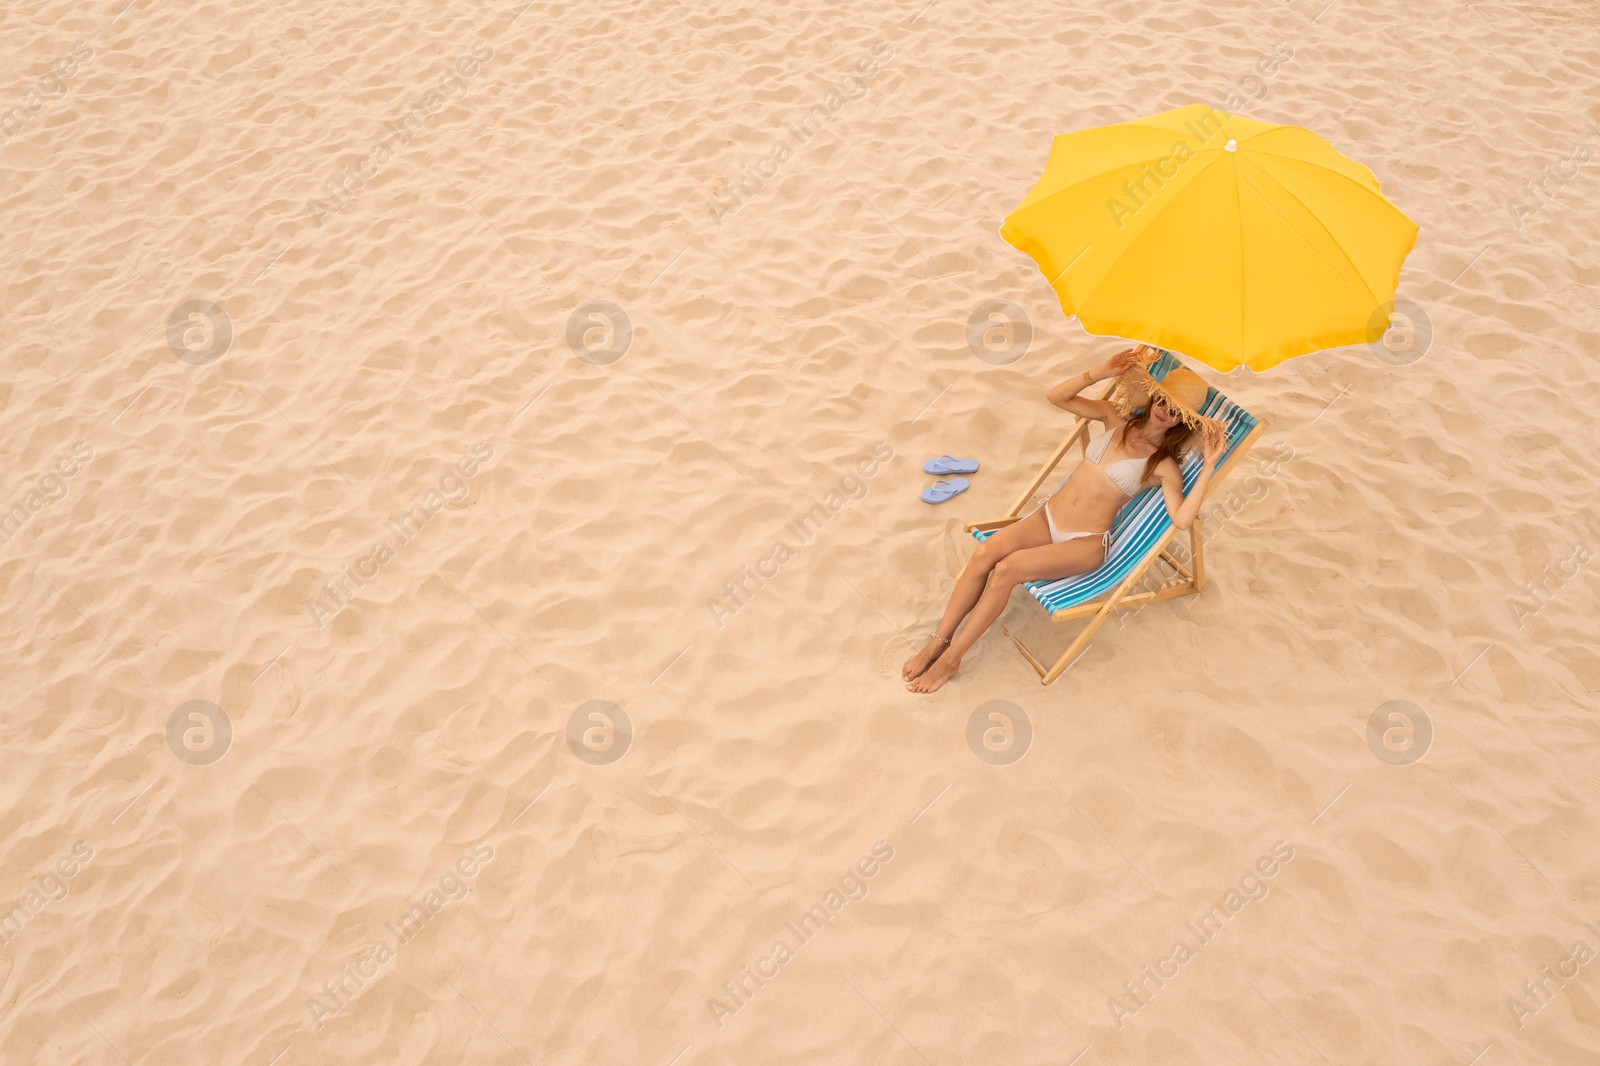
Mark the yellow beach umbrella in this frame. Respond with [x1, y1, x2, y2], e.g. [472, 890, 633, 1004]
[1001, 104, 1418, 372]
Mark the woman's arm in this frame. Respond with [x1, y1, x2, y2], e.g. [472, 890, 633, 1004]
[1157, 427, 1226, 531]
[1047, 347, 1142, 422]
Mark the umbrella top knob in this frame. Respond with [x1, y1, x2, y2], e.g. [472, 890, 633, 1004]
[1224, 139, 1238, 152]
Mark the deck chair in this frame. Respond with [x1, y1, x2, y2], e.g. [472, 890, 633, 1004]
[965, 350, 1266, 684]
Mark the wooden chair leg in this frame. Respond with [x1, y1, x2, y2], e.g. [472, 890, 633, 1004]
[1041, 604, 1111, 684]
[999, 625, 1049, 679]
[1038, 532, 1174, 684]
[1158, 549, 1194, 582]
[1190, 522, 1206, 591]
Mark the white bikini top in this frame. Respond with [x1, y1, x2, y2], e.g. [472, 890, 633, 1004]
[1085, 422, 1147, 497]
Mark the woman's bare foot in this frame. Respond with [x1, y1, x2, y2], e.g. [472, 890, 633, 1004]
[907, 653, 960, 693]
[902, 635, 950, 682]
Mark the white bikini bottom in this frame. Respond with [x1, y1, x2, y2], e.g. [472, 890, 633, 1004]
[1038, 499, 1111, 550]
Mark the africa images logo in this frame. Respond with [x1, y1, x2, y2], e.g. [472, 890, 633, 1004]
[306, 841, 495, 1030]
[706, 841, 895, 1029]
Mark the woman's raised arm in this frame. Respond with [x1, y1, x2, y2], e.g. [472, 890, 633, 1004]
[1047, 347, 1142, 422]
[1158, 425, 1226, 531]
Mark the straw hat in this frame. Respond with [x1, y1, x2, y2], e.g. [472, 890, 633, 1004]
[1108, 346, 1225, 444]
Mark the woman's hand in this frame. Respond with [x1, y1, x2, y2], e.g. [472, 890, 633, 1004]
[1163, 423, 1228, 529]
[1100, 347, 1143, 377]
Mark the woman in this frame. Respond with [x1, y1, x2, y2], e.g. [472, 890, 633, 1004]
[904, 346, 1226, 693]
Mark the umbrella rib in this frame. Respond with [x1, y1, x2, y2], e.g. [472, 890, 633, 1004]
[1048, 243, 1094, 287]
[1239, 158, 1379, 302]
[1009, 152, 1221, 304]
[1057, 153, 1228, 313]
[1244, 143, 1416, 214]
[1006, 156, 1168, 225]
[1007, 111, 1256, 228]
[1240, 174, 1362, 295]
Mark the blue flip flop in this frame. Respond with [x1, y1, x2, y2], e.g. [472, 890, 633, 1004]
[920, 478, 969, 504]
[924, 455, 979, 475]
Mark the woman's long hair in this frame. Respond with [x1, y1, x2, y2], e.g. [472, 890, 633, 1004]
[1124, 404, 1198, 484]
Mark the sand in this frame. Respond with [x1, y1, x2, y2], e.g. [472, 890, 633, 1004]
[3, 0, 1599, 1062]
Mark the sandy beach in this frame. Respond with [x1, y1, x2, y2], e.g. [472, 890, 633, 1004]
[3, 0, 1600, 1062]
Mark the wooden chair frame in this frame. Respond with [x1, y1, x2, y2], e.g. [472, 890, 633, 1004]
[963, 380, 1267, 684]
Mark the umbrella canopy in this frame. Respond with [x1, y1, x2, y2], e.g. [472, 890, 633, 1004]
[1001, 104, 1418, 372]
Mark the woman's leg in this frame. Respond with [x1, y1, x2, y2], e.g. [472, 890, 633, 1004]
[908, 537, 1106, 693]
[903, 509, 1051, 681]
